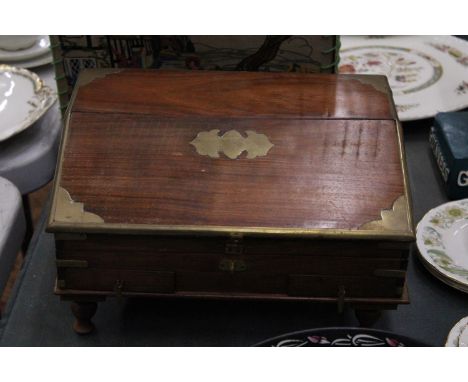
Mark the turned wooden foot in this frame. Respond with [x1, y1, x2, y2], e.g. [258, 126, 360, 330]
[355, 309, 382, 327]
[71, 301, 98, 334]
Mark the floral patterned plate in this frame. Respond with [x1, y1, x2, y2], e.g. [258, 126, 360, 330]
[254, 327, 427, 347]
[416, 199, 468, 292]
[339, 36, 468, 121]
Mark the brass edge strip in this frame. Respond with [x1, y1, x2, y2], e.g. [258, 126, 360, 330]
[47, 221, 414, 241]
[47, 104, 71, 230]
[383, 73, 414, 237]
[395, 116, 415, 238]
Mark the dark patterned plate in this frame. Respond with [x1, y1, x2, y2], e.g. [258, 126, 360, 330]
[254, 327, 428, 347]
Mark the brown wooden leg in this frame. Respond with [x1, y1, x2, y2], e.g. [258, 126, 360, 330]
[355, 308, 382, 327]
[71, 301, 98, 334]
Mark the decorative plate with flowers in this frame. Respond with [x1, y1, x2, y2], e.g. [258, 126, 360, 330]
[340, 36, 468, 122]
[254, 327, 426, 347]
[416, 199, 468, 290]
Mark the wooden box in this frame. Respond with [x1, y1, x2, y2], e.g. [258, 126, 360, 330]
[47, 70, 414, 334]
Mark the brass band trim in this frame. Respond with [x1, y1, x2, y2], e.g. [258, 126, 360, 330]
[48, 220, 414, 241]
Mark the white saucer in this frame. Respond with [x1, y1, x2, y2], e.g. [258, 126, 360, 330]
[0, 36, 50, 62]
[459, 324, 468, 346]
[0, 65, 56, 142]
[416, 199, 468, 292]
[446, 316, 468, 346]
[3, 51, 53, 69]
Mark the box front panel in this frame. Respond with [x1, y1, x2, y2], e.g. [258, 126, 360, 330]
[56, 235, 408, 299]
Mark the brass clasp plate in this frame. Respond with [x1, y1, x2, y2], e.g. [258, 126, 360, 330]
[219, 259, 247, 273]
[190, 129, 273, 159]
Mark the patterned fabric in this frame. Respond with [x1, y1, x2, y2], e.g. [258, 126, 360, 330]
[52, 35, 339, 113]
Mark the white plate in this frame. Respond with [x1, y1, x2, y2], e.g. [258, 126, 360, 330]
[446, 316, 468, 346]
[340, 36, 468, 121]
[0, 36, 38, 51]
[0, 65, 57, 142]
[416, 199, 468, 292]
[3, 51, 53, 69]
[0, 36, 50, 62]
[458, 324, 468, 346]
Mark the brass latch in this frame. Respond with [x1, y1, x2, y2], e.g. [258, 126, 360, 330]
[219, 259, 247, 273]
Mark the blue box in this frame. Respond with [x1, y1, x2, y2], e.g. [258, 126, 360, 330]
[429, 112, 468, 199]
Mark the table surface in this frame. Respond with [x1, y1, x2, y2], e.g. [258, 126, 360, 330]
[0, 65, 62, 194]
[1, 117, 467, 346]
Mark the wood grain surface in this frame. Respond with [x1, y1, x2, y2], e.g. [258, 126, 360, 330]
[59, 113, 404, 229]
[73, 70, 394, 120]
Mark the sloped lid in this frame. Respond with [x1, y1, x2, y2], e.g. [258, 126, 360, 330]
[48, 70, 413, 240]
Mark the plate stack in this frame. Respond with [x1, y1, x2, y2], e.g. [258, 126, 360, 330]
[446, 316, 468, 346]
[0, 35, 52, 68]
[416, 199, 468, 293]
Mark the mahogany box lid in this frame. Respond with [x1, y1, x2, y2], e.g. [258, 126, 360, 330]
[47, 69, 414, 241]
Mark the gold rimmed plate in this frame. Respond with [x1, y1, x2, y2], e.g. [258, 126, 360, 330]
[0, 65, 56, 142]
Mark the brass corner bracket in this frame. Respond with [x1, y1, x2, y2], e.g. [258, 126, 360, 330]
[54, 187, 104, 224]
[76, 68, 123, 88]
[341, 74, 390, 95]
[359, 195, 410, 232]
